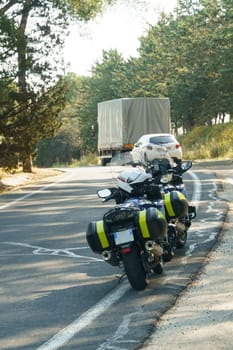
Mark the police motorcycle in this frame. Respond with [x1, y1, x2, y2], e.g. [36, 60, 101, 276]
[140, 149, 196, 256]
[145, 155, 190, 196]
[86, 152, 189, 291]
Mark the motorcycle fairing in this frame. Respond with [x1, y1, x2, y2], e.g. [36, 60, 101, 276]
[137, 207, 167, 241]
[86, 220, 111, 253]
[164, 190, 189, 219]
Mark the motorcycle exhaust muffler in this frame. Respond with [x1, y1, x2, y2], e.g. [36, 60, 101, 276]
[145, 240, 163, 257]
[101, 250, 112, 261]
[101, 250, 118, 266]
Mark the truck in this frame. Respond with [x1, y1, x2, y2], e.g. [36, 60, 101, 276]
[97, 97, 171, 165]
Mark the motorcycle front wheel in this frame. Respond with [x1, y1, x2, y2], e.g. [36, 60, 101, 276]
[122, 246, 148, 291]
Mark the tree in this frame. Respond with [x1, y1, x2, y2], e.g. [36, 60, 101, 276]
[36, 73, 83, 166]
[0, 78, 21, 169]
[135, 0, 233, 131]
[0, 77, 69, 168]
[38, 0, 232, 157]
[76, 49, 127, 154]
[36, 120, 81, 167]
[0, 0, 116, 171]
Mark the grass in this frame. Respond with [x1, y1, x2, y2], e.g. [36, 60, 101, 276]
[178, 120, 233, 161]
[51, 153, 100, 168]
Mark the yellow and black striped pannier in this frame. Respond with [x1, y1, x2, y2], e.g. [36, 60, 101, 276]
[164, 190, 189, 219]
[137, 207, 167, 241]
[86, 220, 111, 253]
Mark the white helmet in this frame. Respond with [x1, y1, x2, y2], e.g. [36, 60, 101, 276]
[116, 168, 152, 194]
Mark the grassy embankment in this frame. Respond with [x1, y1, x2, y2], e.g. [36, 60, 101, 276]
[178, 120, 233, 161]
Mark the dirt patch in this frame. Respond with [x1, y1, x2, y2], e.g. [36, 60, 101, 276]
[0, 168, 63, 193]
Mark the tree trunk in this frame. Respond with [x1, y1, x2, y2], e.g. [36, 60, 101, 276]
[22, 154, 33, 173]
[18, 0, 32, 174]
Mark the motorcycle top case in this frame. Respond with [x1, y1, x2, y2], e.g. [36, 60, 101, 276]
[86, 220, 112, 254]
[164, 190, 189, 219]
[137, 207, 167, 241]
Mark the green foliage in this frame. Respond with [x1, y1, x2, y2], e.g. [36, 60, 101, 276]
[0, 0, 117, 171]
[0, 79, 20, 169]
[0, 77, 69, 171]
[69, 0, 231, 157]
[36, 118, 81, 167]
[179, 120, 233, 160]
[79, 0, 232, 155]
[129, 0, 232, 131]
[76, 49, 128, 154]
[52, 0, 230, 159]
[75, 153, 99, 166]
[67, 0, 115, 20]
[1, 0, 232, 166]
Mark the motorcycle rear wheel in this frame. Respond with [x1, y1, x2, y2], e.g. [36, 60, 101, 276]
[122, 246, 148, 291]
[176, 230, 187, 248]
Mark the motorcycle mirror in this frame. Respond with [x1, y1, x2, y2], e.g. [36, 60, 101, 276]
[97, 189, 112, 198]
[181, 161, 192, 171]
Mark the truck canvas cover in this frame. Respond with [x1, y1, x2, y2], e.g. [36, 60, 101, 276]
[97, 97, 171, 150]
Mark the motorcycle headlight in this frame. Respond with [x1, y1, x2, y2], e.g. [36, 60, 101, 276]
[160, 173, 172, 183]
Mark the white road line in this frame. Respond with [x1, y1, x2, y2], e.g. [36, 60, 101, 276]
[37, 282, 129, 350]
[0, 173, 72, 210]
[226, 177, 233, 185]
[189, 171, 201, 207]
[1, 241, 103, 261]
[0, 185, 51, 210]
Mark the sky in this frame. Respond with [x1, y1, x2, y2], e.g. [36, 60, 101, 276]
[64, 0, 178, 76]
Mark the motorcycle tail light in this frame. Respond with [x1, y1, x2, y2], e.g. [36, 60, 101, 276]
[121, 247, 131, 254]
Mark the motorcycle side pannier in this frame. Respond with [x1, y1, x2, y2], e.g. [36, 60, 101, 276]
[86, 220, 111, 253]
[137, 207, 167, 241]
[164, 190, 189, 219]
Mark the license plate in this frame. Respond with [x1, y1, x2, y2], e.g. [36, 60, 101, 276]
[114, 229, 134, 245]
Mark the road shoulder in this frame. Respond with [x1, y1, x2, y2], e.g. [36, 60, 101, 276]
[0, 168, 62, 193]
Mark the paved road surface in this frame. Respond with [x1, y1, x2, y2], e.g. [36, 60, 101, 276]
[141, 160, 233, 350]
[1, 161, 232, 349]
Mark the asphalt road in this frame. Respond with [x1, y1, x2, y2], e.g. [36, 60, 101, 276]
[141, 160, 233, 350]
[0, 164, 228, 350]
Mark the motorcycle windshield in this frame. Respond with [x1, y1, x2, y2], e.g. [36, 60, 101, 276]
[109, 150, 147, 188]
[110, 149, 146, 166]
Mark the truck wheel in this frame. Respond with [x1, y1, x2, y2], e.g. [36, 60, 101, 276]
[122, 246, 148, 291]
[101, 159, 107, 166]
